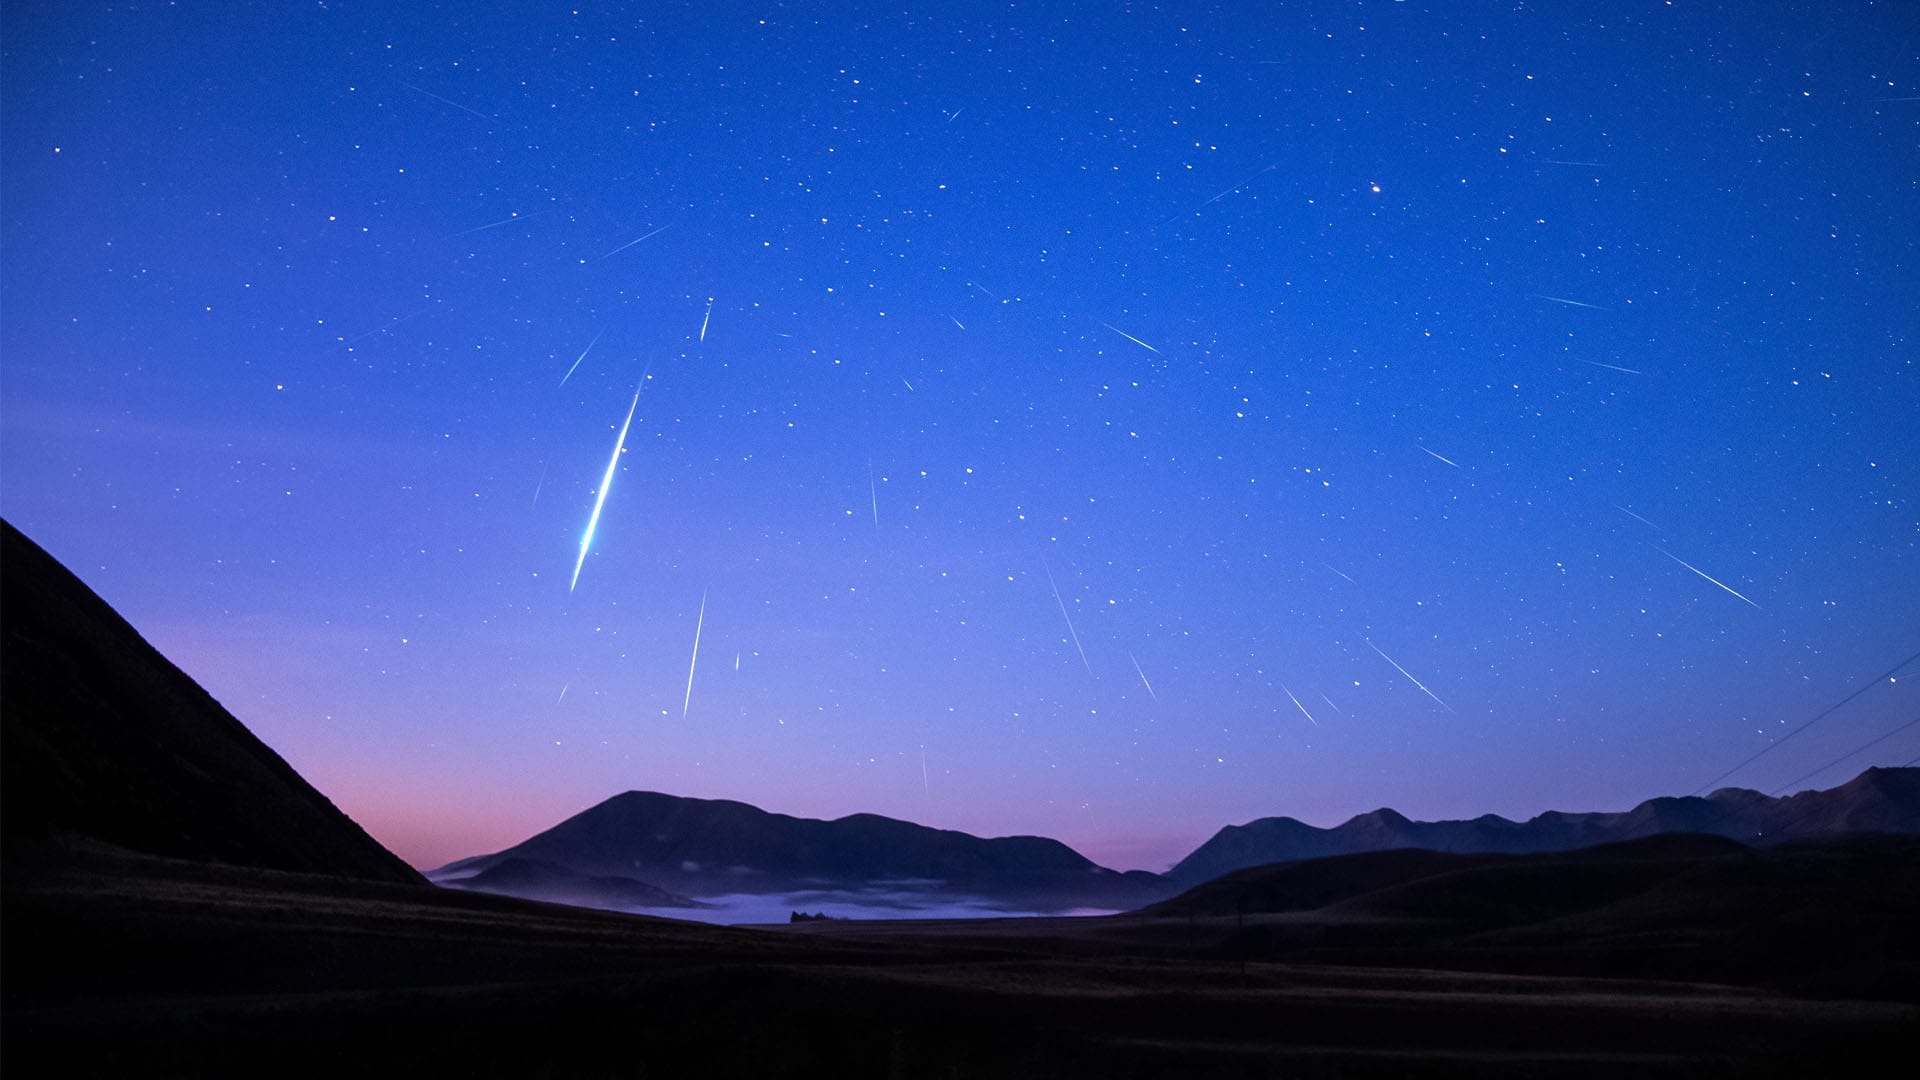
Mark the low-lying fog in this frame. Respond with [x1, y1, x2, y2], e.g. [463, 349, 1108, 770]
[629, 889, 1110, 925]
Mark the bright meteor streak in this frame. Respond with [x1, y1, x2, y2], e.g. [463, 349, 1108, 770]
[1657, 547, 1762, 609]
[1417, 445, 1460, 468]
[699, 297, 713, 342]
[569, 387, 641, 592]
[1364, 638, 1453, 713]
[682, 589, 707, 719]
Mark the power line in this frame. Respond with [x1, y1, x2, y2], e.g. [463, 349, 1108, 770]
[1768, 713, 1920, 797]
[1691, 645, 1920, 796]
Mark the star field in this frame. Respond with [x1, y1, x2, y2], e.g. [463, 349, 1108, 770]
[3, 2, 1916, 871]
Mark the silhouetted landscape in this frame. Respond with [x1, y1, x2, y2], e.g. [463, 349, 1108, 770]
[5, 518, 1917, 1076]
[429, 763, 1920, 920]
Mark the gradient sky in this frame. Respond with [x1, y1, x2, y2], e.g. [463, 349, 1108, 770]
[4, 2, 1916, 873]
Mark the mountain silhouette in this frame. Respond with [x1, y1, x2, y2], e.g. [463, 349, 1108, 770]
[0, 520, 421, 885]
[436, 789, 1166, 909]
[1166, 767, 1920, 884]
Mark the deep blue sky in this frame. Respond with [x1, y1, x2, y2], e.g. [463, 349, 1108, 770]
[4, 2, 1916, 871]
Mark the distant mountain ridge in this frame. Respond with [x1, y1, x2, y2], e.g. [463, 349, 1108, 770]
[434, 789, 1167, 911]
[436, 767, 1920, 915]
[1165, 766, 1920, 885]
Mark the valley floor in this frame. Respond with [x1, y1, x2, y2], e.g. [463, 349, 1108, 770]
[5, 848, 1911, 1078]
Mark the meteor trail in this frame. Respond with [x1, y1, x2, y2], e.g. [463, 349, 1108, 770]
[949, 315, 965, 330]
[401, 82, 494, 121]
[569, 386, 641, 591]
[1319, 692, 1342, 715]
[451, 208, 547, 236]
[1281, 683, 1318, 726]
[1418, 445, 1460, 468]
[1364, 638, 1453, 712]
[682, 589, 706, 718]
[1129, 652, 1159, 702]
[901, 378, 915, 391]
[1534, 294, 1609, 310]
[868, 462, 880, 527]
[601, 224, 668, 259]
[559, 329, 605, 386]
[531, 464, 547, 509]
[1657, 547, 1763, 609]
[1166, 162, 1278, 222]
[1045, 565, 1092, 675]
[1580, 359, 1645, 375]
[1100, 321, 1160, 354]
[1615, 505, 1660, 529]
[699, 298, 713, 342]
[1325, 564, 1358, 585]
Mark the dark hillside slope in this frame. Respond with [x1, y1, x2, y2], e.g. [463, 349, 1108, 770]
[1143, 832, 1920, 998]
[0, 520, 421, 885]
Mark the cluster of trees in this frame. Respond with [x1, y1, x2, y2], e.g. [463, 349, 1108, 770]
[788, 911, 837, 923]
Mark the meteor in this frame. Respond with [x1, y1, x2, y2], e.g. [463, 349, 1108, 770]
[699, 297, 713, 342]
[559, 329, 605, 386]
[682, 589, 707, 719]
[400, 82, 494, 121]
[1129, 652, 1159, 703]
[868, 461, 880, 527]
[1615, 505, 1659, 529]
[1364, 638, 1453, 713]
[1417, 445, 1460, 468]
[1100, 321, 1160, 354]
[569, 386, 641, 591]
[1045, 564, 1092, 675]
[1657, 547, 1762, 609]
[1580, 359, 1644, 375]
[1534, 294, 1609, 310]
[601, 224, 668, 259]
[451, 208, 548, 236]
[1281, 683, 1318, 726]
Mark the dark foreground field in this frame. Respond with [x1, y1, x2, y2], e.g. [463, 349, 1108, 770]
[7, 840, 1914, 1079]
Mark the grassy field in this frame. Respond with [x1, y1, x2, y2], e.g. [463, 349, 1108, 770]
[7, 843, 1912, 1078]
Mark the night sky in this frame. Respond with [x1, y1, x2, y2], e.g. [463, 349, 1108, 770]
[4, 2, 1916, 873]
